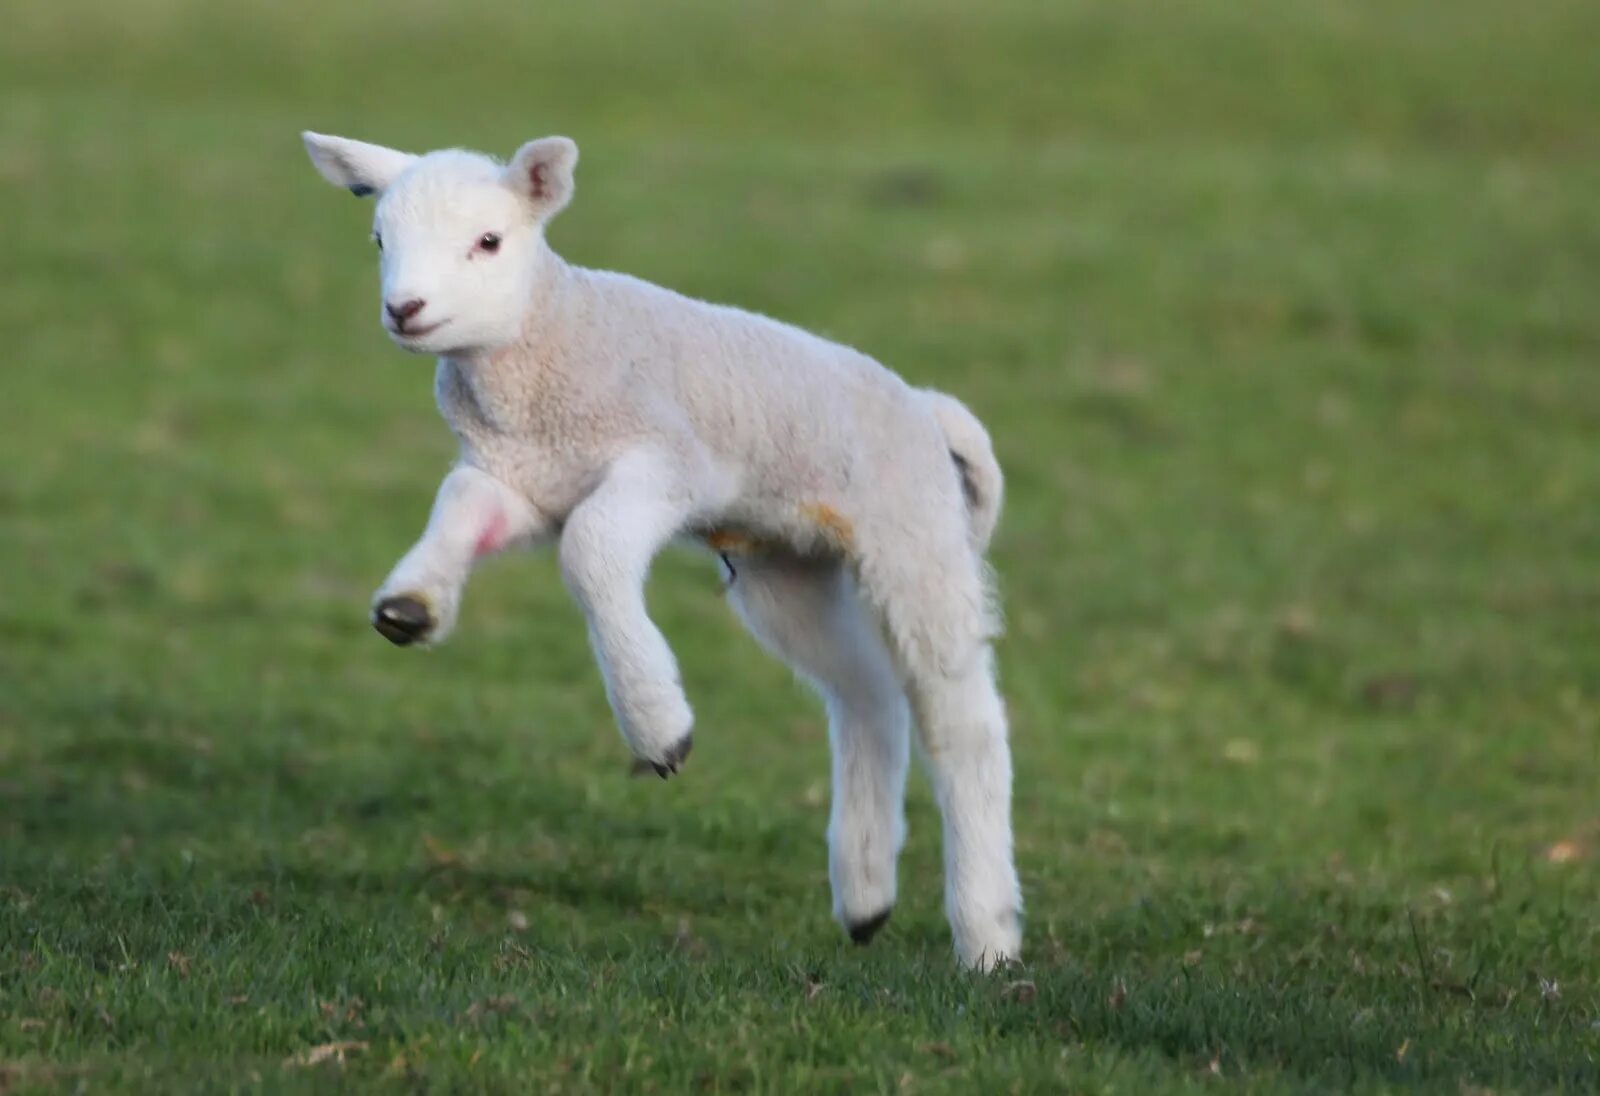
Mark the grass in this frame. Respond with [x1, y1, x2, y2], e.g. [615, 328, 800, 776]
[3, 0, 1600, 1089]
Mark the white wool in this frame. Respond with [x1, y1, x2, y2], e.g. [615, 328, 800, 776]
[302, 131, 1022, 968]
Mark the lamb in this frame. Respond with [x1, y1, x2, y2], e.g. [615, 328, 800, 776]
[300, 131, 1023, 968]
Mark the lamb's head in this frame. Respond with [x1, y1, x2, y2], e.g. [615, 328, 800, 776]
[302, 132, 578, 355]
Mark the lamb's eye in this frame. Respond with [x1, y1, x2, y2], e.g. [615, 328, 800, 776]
[372, 232, 383, 251]
[478, 232, 502, 254]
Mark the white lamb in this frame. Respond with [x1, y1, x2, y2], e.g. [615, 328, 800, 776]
[301, 131, 1023, 968]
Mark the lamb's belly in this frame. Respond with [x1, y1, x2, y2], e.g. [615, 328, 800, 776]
[692, 496, 857, 561]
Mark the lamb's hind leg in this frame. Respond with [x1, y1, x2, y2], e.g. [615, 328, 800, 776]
[904, 643, 1021, 969]
[725, 555, 910, 943]
[859, 524, 1022, 970]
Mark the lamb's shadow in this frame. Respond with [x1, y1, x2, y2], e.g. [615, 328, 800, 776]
[7, 707, 806, 925]
[10, 706, 1595, 1090]
[991, 958, 1596, 1091]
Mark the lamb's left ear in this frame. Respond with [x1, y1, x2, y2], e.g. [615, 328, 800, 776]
[301, 132, 417, 198]
[505, 137, 578, 220]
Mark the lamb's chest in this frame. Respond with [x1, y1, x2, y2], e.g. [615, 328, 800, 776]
[433, 360, 595, 521]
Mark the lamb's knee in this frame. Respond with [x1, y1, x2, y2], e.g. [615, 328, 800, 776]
[557, 523, 621, 611]
[907, 653, 1007, 755]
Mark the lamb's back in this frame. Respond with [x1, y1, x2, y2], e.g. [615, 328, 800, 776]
[573, 268, 937, 489]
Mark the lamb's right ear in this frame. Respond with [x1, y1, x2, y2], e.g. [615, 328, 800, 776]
[301, 132, 417, 198]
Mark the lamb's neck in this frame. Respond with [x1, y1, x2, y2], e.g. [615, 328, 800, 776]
[518, 239, 578, 341]
[449, 242, 582, 382]
[436, 244, 611, 447]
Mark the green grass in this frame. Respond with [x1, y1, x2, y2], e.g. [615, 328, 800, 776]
[4, 0, 1600, 1090]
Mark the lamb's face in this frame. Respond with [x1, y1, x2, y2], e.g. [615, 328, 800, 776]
[302, 132, 579, 357]
[371, 155, 536, 355]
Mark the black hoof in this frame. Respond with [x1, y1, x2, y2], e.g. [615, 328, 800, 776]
[630, 733, 694, 780]
[373, 595, 433, 646]
[847, 908, 892, 945]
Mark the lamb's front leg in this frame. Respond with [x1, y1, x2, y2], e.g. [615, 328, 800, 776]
[372, 464, 550, 646]
[559, 452, 696, 776]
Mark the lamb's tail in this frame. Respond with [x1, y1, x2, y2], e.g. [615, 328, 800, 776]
[921, 389, 1003, 551]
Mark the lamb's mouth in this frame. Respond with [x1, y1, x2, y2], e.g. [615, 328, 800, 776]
[388, 318, 449, 341]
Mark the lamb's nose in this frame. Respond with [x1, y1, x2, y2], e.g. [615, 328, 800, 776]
[386, 298, 426, 324]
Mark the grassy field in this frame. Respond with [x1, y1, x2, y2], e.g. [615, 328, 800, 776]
[4, 0, 1600, 1090]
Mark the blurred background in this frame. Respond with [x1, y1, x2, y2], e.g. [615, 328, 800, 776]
[3, 0, 1599, 1088]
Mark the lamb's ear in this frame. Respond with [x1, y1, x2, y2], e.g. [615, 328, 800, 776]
[504, 137, 578, 220]
[301, 132, 417, 198]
